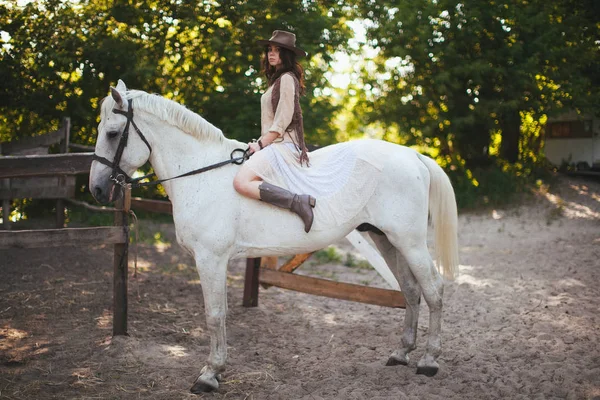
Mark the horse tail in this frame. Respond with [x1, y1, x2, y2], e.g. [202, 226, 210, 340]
[417, 153, 460, 280]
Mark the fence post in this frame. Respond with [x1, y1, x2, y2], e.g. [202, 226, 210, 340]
[243, 258, 261, 307]
[55, 117, 70, 228]
[113, 186, 131, 336]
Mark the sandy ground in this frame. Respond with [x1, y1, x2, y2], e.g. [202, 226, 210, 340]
[0, 174, 599, 400]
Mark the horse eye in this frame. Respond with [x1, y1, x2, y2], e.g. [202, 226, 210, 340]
[107, 130, 119, 139]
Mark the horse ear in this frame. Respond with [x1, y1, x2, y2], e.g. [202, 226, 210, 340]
[116, 79, 127, 92]
[110, 87, 124, 107]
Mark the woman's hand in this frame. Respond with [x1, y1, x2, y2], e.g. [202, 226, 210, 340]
[248, 141, 261, 154]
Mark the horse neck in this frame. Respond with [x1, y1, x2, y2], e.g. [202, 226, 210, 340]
[139, 114, 244, 198]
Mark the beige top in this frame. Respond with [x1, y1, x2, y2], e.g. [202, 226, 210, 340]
[260, 73, 296, 144]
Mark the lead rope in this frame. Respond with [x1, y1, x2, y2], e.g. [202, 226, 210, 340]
[128, 209, 141, 301]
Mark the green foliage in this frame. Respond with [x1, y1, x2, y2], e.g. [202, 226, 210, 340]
[311, 247, 371, 269]
[446, 156, 555, 210]
[2, 0, 599, 220]
[343, 253, 371, 270]
[339, 0, 598, 208]
[1, 0, 355, 220]
[0, 1, 354, 146]
[313, 246, 342, 264]
[352, 0, 600, 165]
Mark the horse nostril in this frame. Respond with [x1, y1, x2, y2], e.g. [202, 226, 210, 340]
[94, 186, 102, 199]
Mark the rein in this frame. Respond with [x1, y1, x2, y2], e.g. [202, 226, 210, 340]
[93, 98, 250, 189]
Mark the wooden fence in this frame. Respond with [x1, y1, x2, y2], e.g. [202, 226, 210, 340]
[0, 150, 133, 336]
[1, 118, 74, 229]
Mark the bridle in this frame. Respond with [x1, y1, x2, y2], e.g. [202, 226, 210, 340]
[92, 98, 249, 189]
[92, 99, 151, 187]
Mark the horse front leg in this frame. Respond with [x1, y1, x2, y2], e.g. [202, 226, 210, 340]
[190, 254, 229, 393]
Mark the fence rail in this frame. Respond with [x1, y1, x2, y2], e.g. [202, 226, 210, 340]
[0, 226, 127, 249]
[68, 143, 96, 152]
[259, 268, 406, 308]
[0, 153, 94, 179]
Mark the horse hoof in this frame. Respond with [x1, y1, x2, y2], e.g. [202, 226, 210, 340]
[416, 366, 438, 377]
[190, 377, 219, 393]
[386, 350, 409, 366]
[386, 355, 409, 366]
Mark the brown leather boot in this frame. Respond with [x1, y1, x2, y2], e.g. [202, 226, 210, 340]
[259, 182, 316, 233]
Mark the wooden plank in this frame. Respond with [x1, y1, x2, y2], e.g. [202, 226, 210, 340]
[130, 197, 172, 214]
[261, 256, 278, 270]
[113, 193, 129, 336]
[0, 153, 94, 179]
[68, 143, 96, 152]
[1, 128, 65, 155]
[5, 146, 49, 156]
[0, 176, 76, 199]
[259, 269, 406, 309]
[0, 226, 127, 249]
[60, 117, 70, 154]
[279, 253, 313, 273]
[243, 258, 261, 307]
[259, 256, 278, 289]
[567, 170, 600, 178]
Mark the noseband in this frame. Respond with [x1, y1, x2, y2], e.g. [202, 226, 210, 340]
[93, 98, 249, 189]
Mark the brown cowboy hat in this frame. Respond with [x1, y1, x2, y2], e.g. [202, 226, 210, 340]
[257, 30, 308, 58]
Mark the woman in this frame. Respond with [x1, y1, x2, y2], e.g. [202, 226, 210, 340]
[233, 30, 316, 233]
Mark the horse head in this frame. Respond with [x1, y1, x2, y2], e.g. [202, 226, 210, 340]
[90, 79, 153, 204]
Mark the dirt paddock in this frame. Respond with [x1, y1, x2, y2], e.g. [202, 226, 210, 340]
[1, 175, 599, 399]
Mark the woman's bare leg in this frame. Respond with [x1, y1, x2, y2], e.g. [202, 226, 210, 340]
[233, 164, 263, 200]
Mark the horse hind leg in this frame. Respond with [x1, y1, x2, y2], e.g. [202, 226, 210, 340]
[393, 239, 445, 377]
[368, 233, 422, 367]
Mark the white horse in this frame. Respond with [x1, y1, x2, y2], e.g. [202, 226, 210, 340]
[89, 80, 459, 393]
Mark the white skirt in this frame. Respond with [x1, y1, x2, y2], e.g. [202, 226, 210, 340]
[245, 141, 384, 231]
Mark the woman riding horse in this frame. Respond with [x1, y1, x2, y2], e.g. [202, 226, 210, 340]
[233, 30, 316, 232]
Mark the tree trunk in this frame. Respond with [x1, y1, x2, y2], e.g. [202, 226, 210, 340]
[500, 110, 521, 163]
[455, 122, 492, 168]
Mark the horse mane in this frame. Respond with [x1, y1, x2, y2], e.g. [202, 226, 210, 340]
[102, 90, 225, 143]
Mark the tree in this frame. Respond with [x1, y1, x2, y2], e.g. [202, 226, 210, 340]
[353, 0, 600, 165]
[0, 0, 354, 148]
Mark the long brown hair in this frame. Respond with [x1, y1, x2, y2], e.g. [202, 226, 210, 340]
[262, 46, 306, 95]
